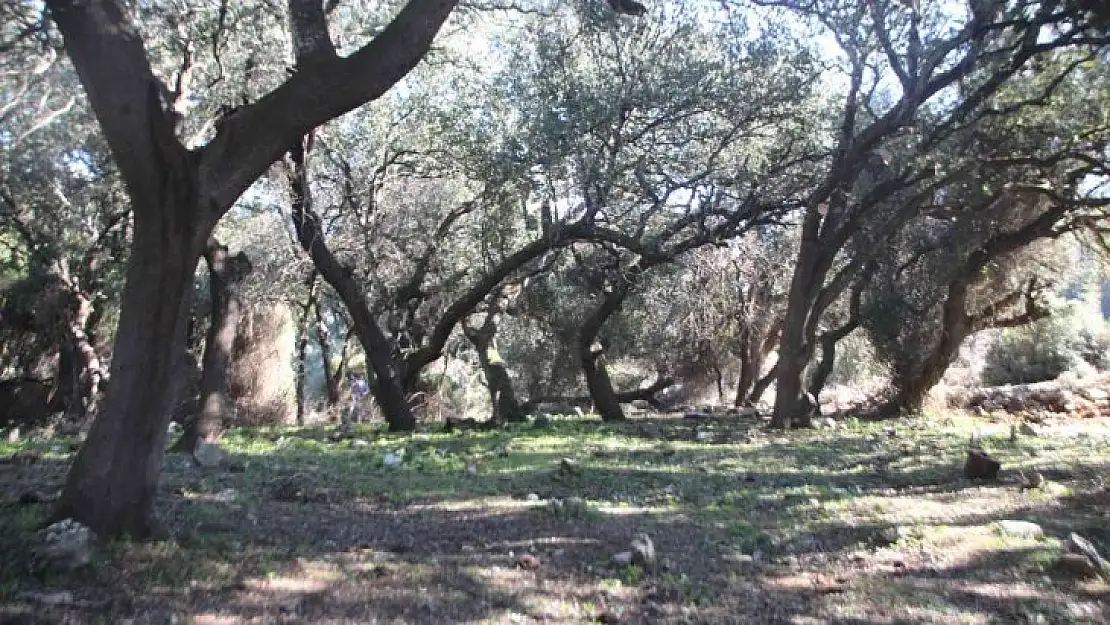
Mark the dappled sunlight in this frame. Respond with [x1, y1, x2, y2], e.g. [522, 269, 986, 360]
[3, 413, 1109, 622]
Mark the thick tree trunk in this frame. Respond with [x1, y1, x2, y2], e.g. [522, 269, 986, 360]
[577, 281, 635, 422]
[288, 139, 415, 431]
[175, 240, 251, 450]
[54, 212, 204, 537]
[582, 347, 625, 421]
[464, 313, 525, 424]
[734, 339, 765, 407]
[772, 236, 823, 429]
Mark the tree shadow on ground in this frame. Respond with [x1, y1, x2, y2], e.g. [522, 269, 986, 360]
[1, 419, 1107, 624]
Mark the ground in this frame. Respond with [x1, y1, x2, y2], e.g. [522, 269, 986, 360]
[0, 412, 1107, 624]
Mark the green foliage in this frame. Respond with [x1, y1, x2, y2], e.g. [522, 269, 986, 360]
[981, 317, 1083, 386]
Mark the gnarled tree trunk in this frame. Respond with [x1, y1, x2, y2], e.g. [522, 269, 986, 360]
[464, 311, 525, 424]
[174, 239, 252, 451]
[47, 0, 458, 536]
[54, 200, 205, 536]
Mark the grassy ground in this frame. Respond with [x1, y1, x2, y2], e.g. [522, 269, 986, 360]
[0, 412, 1107, 624]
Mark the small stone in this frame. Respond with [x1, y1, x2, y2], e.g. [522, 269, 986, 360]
[383, 451, 404, 467]
[558, 457, 580, 476]
[879, 526, 904, 544]
[993, 520, 1045, 540]
[881, 426, 898, 437]
[352, 439, 370, 448]
[192, 440, 228, 468]
[516, 553, 541, 571]
[1055, 553, 1102, 579]
[964, 448, 1001, 480]
[18, 490, 53, 505]
[525, 493, 540, 502]
[37, 519, 94, 572]
[466, 463, 478, 476]
[1066, 533, 1110, 578]
[18, 591, 75, 606]
[612, 551, 634, 566]
[630, 533, 656, 570]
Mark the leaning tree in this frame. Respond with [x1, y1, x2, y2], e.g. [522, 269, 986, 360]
[43, 0, 460, 537]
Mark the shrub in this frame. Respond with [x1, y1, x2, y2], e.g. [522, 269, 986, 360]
[981, 316, 1080, 386]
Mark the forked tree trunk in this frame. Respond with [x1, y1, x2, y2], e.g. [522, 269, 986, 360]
[54, 209, 204, 537]
[46, 0, 458, 538]
[174, 239, 251, 451]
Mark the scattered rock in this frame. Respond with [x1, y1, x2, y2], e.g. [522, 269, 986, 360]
[1019, 471, 1045, 491]
[383, 450, 405, 467]
[630, 533, 656, 571]
[192, 440, 228, 468]
[1055, 553, 1103, 579]
[516, 553, 541, 571]
[819, 417, 838, 430]
[271, 477, 327, 503]
[558, 457, 580, 476]
[17, 591, 77, 607]
[12, 450, 40, 465]
[695, 429, 714, 442]
[879, 526, 905, 544]
[993, 520, 1045, 540]
[17, 490, 53, 505]
[881, 426, 898, 437]
[466, 463, 478, 476]
[964, 448, 1001, 480]
[612, 551, 634, 566]
[36, 519, 94, 572]
[1066, 533, 1110, 578]
[525, 493, 540, 502]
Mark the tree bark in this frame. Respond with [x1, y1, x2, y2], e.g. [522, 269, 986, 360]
[175, 239, 252, 451]
[582, 347, 624, 421]
[54, 202, 205, 537]
[288, 139, 415, 431]
[295, 272, 318, 425]
[316, 304, 344, 406]
[578, 283, 634, 422]
[464, 312, 525, 424]
[46, 0, 458, 536]
[771, 222, 824, 429]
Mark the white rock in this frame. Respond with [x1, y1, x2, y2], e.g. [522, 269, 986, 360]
[383, 451, 404, 467]
[994, 520, 1045, 540]
[612, 551, 634, 566]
